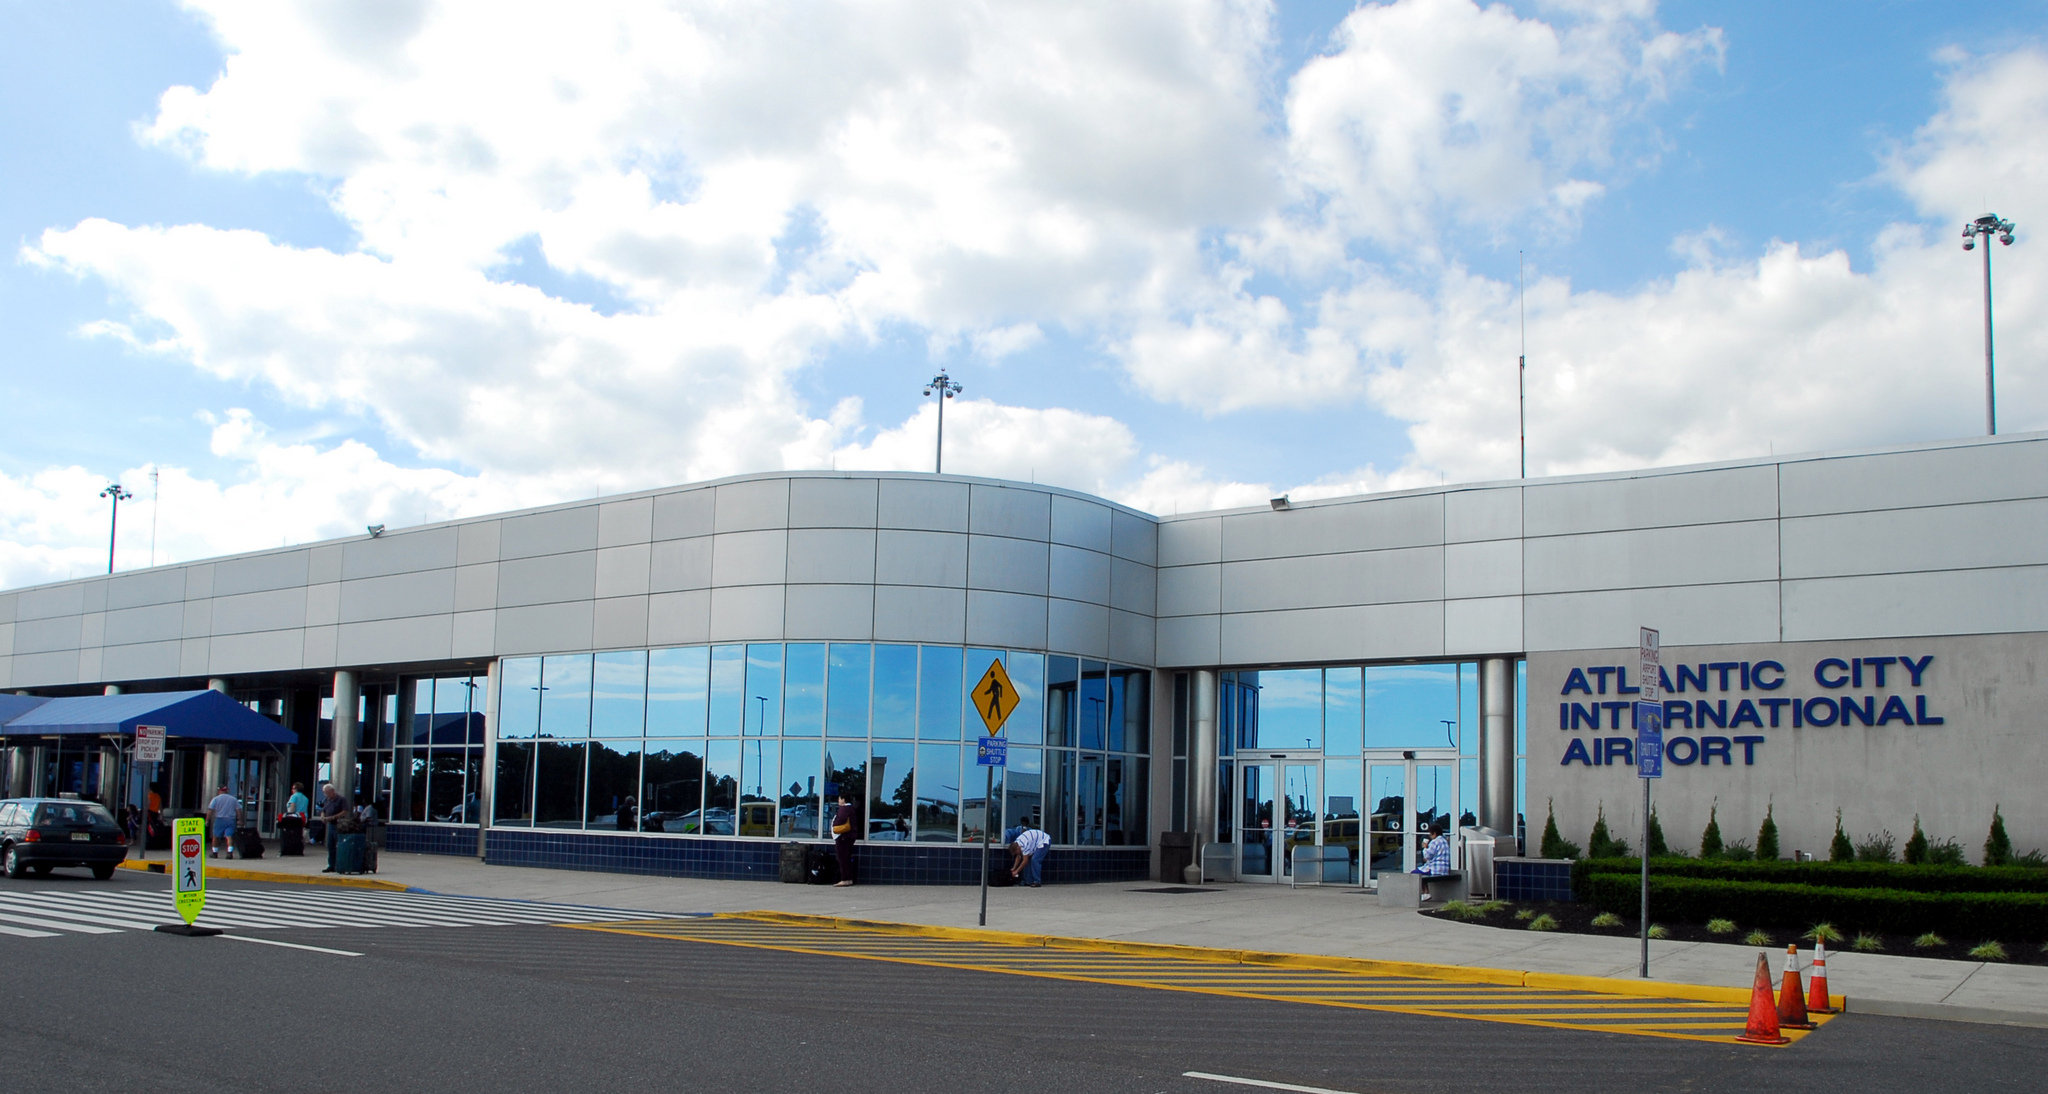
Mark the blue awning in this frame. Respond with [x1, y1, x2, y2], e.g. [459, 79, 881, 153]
[0, 690, 296, 745]
[0, 694, 50, 724]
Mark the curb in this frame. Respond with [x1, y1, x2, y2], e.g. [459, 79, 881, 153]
[1845, 997, 2048, 1029]
[117, 859, 407, 892]
[726, 911, 1771, 1006]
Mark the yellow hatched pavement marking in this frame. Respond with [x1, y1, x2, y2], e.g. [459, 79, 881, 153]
[566, 916, 1830, 1044]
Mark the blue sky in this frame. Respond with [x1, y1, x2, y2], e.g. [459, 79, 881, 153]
[4, 1, 2045, 586]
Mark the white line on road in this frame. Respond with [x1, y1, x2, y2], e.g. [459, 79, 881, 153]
[1184, 1072, 1362, 1094]
[219, 935, 362, 957]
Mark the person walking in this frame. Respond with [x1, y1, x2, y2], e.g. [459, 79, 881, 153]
[830, 792, 859, 887]
[1010, 821, 1051, 887]
[316, 784, 350, 873]
[206, 784, 239, 860]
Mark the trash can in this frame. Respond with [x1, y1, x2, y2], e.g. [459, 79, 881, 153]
[780, 841, 808, 883]
[1158, 831, 1195, 883]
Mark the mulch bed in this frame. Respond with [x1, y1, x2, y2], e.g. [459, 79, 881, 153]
[1419, 899, 2048, 966]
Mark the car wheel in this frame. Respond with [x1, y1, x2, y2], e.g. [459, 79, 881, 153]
[91, 862, 117, 880]
[2, 845, 24, 879]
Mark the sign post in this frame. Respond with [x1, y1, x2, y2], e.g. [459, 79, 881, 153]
[157, 816, 220, 936]
[132, 725, 165, 861]
[971, 657, 1019, 927]
[1636, 626, 1661, 978]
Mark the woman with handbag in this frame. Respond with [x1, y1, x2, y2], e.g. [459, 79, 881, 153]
[830, 792, 859, 887]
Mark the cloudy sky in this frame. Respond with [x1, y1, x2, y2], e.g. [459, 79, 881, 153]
[4, 0, 2044, 589]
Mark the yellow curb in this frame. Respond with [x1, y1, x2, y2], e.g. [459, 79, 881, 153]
[117, 859, 406, 892]
[723, 910, 1819, 1005]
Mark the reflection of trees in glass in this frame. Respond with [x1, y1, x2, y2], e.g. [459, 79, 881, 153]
[534, 741, 586, 827]
[493, 742, 534, 825]
[586, 742, 640, 822]
[641, 747, 704, 826]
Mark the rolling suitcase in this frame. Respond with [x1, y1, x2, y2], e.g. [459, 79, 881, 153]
[804, 845, 839, 885]
[236, 829, 266, 859]
[278, 818, 305, 856]
[335, 832, 367, 874]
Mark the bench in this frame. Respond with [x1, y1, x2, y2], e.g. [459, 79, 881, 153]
[1376, 870, 1466, 907]
[1290, 843, 1352, 887]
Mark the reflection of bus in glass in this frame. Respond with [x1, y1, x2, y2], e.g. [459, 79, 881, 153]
[738, 801, 775, 837]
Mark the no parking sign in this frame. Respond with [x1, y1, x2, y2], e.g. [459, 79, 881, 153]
[173, 817, 206, 925]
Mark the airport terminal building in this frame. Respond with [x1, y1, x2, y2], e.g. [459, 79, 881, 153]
[1, 431, 2042, 887]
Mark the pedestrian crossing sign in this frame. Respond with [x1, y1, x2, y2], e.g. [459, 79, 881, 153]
[972, 657, 1019, 735]
[172, 816, 206, 925]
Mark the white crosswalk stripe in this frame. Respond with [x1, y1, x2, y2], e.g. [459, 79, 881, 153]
[0, 885, 648, 939]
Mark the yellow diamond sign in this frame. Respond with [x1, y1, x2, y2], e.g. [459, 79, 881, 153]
[972, 658, 1019, 735]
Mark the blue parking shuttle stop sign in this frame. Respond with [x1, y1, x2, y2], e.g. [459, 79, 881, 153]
[1635, 701, 1663, 778]
[977, 736, 1008, 767]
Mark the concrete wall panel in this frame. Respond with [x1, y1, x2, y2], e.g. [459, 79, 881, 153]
[341, 527, 459, 580]
[338, 569, 457, 624]
[968, 535, 1049, 596]
[594, 544, 652, 599]
[100, 640, 183, 682]
[593, 596, 650, 650]
[1219, 546, 1442, 613]
[1525, 464, 1777, 537]
[1784, 567, 2048, 641]
[451, 610, 496, 657]
[1049, 599, 1110, 659]
[1780, 438, 2048, 516]
[496, 601, 595, 655]
[101, 602, 185, 647]
[789, 478, 879, 528]
[1157, 564, 1220, 617]
[1111, 509, 1157, 566]
[1158, 516, 1221, 567]
[1220, 601, 1444, 665]
[1051, 496, 1113, 553]
[1445, 486, 1522, 543]
[213, 588, 311, 635]
[499, 507, 599, 560]
[708, 584, 785, 640]
[1444, 596, 1523, 656]
[649, 536, 713, 593]
[306, 547, 342, 585]
[874, 585, 966, 645]
[1782, 499, 2048, 579]
[457, 520, 500, 566]
[651, 488, 715, 542]
[712, 530, 788, 587]
[784, 584, 876, 640]
[1108, 608, 1154, 666]
[13, 615, 80, 655]
[1525, 582, 1781, 650]
[497, 552, 597, 608]
[877, 479, 969, 532]
[647, 590, 711, 647]
[1223, 493, 1442, 562]
[969, 484, 1051, 541]
[1049, 545, 1111, 605]
[305, 582, 340, 627]
[714, 479, 789, 533]
[875, 531, 967, 588]
[109, 566, 197, 609]
[786, 529, 877, 585]
[1525, 521, 1778, 594]
[1444, 539, 1522, 600]
[1109, 555, 1155, 616]
[338, 615, 453, 665]
[598, 497, 654, 548]
[965, 590, 1047, 651]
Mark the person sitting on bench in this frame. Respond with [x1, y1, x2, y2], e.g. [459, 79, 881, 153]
[1412, 820, 1451, 900]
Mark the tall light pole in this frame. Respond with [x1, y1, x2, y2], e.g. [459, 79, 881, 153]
[1962, 214, 2017, 435]
[923, 369, 961, 473]
[98, 483, 131, 574]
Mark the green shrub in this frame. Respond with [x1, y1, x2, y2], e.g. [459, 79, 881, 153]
[1903, 816, 1929, 865]
[1851, 933, 1885, 953]
[1830, 810, 1855, 863]
[1438, 900, 1487, 921]
[1719, 839, 1756, 863]
[1756, 804, 1780, 862]
[2014, 849, 2048, 868]
[1539, 800, 1580, 860]
[1985, 806, 2013, 867]
[1700, 804, 1724, 860]
[1969, 940, 2008, 961]
[1705, 917, 1737, 935]
[1646, 808, 1669, 857]
[1744, 929, 1773, 947]
[1591, 912, 1625, 929]
[1526, 914, 1559, 931]
[1926, 839, 1967, 868]
[1647, 924, 1669, 940]
[1587, 805, 1629, 860]
[1803, 922, 1844, 943]
[1856, 829, 1896, 863]
[1514, 908, 1535, 921]
[1479, 900, 1508, 914]
[1568, 857, 2048, 896]
[1581, 875, 2048, 942]
[1913, 932, 1945, 948]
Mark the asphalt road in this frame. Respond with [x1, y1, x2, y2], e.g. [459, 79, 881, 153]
[3, 876, 2046, 1094]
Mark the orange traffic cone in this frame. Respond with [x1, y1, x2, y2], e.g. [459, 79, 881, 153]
[1736, 952, 1790, 1045]
[1807, 938, 1836, 1014]
[1777, 943, 1814, 1029]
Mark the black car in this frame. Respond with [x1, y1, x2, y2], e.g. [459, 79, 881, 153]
[0, 798, 130, 879]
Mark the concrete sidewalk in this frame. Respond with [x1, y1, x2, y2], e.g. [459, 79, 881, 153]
[127, 846, 2048, 1029]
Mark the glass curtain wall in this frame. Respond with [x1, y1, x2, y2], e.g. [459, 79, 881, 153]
[477, 643, 1148, 846]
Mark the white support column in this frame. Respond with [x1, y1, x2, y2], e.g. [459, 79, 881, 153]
[1478, 657, 1518, 833]
[1189, 669, 1219, 875]
[332, 670, 359, 805]
[477, 659, 499, 859]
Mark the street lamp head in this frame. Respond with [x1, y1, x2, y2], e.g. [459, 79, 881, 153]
[99, 483, 131, 502]
[2001, 233, 2015, 246]
[923, 369, 961, 399]
[1963, 235, 1975, 251]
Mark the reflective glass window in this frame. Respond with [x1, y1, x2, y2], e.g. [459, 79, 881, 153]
[1460, 662, 1478, 757]
[739, 738, 778, 836]
[1080, 661, 1108, 750]
[1046, 656, 1077, 746]
[592, 650, 648, 738]
[1048, 750, 1077, 844]
[646, 646, 710, 736]
[1006, 652, 1045, 745]
[872, 644, 917, 739]
[827, 644, 870, 738]
[396, 747, 426, 821]
[1114, 666, 1149, 754]
[1255, 668, 1321, 750]
[868, 740, 915, 839]
[1077, 752, 1106, 845]
[823, 743, 866, 809]
[497, 658, 541, 739]
[429, 749, 480, 824]
[1364, 663, 1462, 750]
[534, 741, 586, 827]
[539, 654, 593, 739]
[588, 739, 643, 830]
[919, 646, 964, 740]
[1459, 757, 1478, 827]
[493, 742, 534, 826]
[744, 644, 782, 737]
[409, 680, 435, 747]
[1324, 668, 1363, 756]
[702, 739, 739, 834]
[1217, 673, 1235, 756]
[1001, 746, 1041, 834]
[640, 742, 704, 832]
[435, 675, 478, 716]
[1111, 757, 1147, 846]
[779, 740, 822, 838]
[965, 763, 1001, 844]
[1516, 661, 1527, 754]
[1324, 758, 1363, 884]
[709, 645, 745, 735]
[784, 643, 826, 737]
[915, 742, 961, 841]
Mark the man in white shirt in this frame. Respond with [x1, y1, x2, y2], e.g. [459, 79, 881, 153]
[206, 785, 239, 859]
[1009, 823, 1052, 887]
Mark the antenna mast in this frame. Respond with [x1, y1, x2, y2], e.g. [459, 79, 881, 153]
[1519, 253, 1527, 479]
